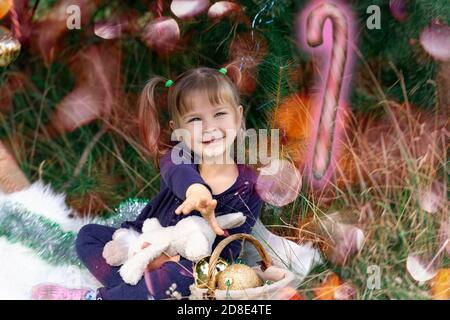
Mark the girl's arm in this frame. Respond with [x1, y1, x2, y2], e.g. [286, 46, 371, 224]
[159, 149, 213, 200]
[120, 150, 217, 233]
[161, 150, 225, 235]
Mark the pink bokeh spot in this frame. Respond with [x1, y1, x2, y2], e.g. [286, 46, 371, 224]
[255, 159, 302, 207]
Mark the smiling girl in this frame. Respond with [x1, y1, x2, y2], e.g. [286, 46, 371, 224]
[32, 67, 263, 300]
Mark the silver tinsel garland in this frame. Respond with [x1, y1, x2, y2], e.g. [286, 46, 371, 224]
[0, 198, 148, 266]
[92, 198, 148, 228]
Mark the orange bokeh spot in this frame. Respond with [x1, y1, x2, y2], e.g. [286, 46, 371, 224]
[431, 268, 450, 300]
[0, 0, 12, 20]
[313, 272, 342, 300]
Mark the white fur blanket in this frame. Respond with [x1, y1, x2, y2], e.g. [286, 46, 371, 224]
[0, 181, 321, 300]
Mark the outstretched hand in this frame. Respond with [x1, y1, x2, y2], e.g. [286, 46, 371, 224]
[175, 184, 225, 236]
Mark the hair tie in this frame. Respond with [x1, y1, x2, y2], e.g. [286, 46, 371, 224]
[165, 69, 225, 87]
[165, 79, 174, 87]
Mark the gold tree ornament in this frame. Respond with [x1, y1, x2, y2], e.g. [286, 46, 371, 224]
[216, 264, 263, 290]
[0, 31, 20, 67]
[194, 256, 229, 289]
[190, 234, 298, 300]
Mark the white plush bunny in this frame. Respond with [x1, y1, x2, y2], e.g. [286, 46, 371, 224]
[103, 212, 247, 285]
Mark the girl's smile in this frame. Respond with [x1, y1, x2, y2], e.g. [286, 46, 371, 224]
[170, 92, 243, 161]
[202, 136, 222, 144]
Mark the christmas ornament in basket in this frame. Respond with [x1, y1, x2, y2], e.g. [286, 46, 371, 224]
[189, 233, 298, 300]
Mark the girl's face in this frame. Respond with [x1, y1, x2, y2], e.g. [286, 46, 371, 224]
[170, 92, 243, 161]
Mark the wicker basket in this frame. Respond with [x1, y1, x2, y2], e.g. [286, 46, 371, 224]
[189, 233, 297, 300]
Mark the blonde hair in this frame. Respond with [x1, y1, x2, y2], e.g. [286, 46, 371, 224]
[138, 67, 245, 163]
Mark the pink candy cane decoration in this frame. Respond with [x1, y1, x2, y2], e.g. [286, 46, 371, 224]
[307, 3, 348, 180]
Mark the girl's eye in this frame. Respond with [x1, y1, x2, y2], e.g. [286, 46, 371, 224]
[188, 117, 201, 123]
[215, 112, 227, 117]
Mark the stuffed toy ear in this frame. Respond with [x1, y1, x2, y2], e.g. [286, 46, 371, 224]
[142, 218, 162, 233]
[216, 212, 246, 230]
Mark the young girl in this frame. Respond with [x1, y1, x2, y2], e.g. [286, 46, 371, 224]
[32, 67, 263, 300]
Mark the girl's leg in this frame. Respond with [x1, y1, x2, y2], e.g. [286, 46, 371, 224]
[75, 223, 124, 288]
[35, 224, 194, 300]
[97, 259, 194, 300]
[96, 278, 150, 300]
[75, 223, 176, 300]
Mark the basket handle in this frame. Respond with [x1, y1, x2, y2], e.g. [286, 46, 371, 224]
[206, 233, 273, 299]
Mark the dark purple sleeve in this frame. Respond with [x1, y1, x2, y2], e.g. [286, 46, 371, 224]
[214, 191, 263, 262]
[159, 149, 212, 200]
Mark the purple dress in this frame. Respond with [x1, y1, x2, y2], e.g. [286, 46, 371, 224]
[76, 149, 263, 300]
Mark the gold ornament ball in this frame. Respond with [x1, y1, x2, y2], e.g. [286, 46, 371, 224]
[194, 256, 229, 289]
[0, 32, 20, 67]
[217, 264, 263, 290]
